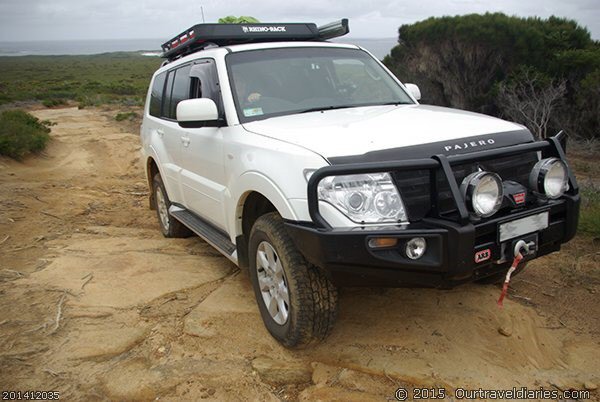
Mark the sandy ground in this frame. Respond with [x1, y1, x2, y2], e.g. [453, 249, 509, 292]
[0, 106, 598, 401]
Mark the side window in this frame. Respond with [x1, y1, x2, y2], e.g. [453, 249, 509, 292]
[161, 71, 175, 119]
[149, 72, 166, 117]
[190, 60, 223, 118]
[168, 64, 192, 119]
[190, 77, 202, 99]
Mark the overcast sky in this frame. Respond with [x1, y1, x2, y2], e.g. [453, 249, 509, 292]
[0, 0, 598, 42]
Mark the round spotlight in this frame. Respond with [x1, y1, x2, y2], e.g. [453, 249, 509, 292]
[529, 158, 568, 199]
[406, 237, 427, 260]
[461, 171, 504, 218]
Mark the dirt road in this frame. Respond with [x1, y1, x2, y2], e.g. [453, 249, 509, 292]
[0, 107, 598, 401]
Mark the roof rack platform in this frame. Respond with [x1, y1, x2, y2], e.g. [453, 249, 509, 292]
[161, 19, 349, 61]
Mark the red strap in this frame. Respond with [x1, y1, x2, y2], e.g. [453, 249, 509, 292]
[497, 253, 523, 308]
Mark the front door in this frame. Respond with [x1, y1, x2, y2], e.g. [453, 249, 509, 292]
[178, 59, 228, 230]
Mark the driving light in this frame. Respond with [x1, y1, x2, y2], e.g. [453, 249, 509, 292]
[529, 158, 568, 199]
[405, 237, 426, 260]
[317, 173, 407, 224]
[461, 171, 503, 218]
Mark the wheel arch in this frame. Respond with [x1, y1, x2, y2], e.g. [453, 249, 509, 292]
[233, 172, 298, 237]
[233, 173, 298, 268]
[146, 156, 160, 210]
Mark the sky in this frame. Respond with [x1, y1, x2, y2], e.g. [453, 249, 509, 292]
[0, 0, 598, 42]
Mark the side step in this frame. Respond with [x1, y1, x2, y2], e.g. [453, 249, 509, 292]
[169, 206, 237, 263]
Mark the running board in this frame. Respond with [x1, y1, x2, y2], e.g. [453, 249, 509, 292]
[169, 206, 238, 263]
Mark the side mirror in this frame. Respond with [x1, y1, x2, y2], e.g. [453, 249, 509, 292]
[404, 83, 421, 101]
[176, 98, 219, 128]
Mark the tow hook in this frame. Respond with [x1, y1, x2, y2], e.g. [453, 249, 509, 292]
[497, 240, 534, 307]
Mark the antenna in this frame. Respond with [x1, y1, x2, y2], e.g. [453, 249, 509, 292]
[201, 6, 205, 23]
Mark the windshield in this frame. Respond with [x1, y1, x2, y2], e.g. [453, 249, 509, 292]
[226, 47, 415, 123]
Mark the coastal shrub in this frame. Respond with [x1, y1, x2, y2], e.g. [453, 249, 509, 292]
[0, 110, 51, 159]
[579, 185, 600, 237]
[115, 111, 138, 121]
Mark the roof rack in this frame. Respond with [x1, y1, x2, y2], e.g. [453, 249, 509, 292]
[160, 19, 349, 61]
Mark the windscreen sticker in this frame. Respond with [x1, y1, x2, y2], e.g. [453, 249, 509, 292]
[243, 107, 263, 117]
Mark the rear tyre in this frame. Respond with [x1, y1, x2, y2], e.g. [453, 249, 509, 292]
[152, 173, 192, 238]
[248, 212, 338, 348]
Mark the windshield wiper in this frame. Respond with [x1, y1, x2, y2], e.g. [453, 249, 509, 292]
[298, 101, 413, 114]
[298, 105, 357, 114]
[379, 101, 414, 105]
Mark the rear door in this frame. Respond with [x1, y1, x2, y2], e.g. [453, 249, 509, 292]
[156, 64, 193, 204]
[143, 70, 184, 203]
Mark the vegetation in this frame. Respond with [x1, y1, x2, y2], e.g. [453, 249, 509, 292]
[384, 13, 600, 140]
[0, 52, 161, 108]
[579, 185, 600, 237]
[115, 111, 138, 122]
[0, 110, 52, 159]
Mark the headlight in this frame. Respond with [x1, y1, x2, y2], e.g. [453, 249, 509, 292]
[529, 157, 568, 199]
[460, 171, 503, 218]
[317, 173, 407, 223]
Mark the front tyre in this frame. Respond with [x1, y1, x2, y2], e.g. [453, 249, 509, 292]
[249, 212, 338, 348]
[152, 173, 192, 238]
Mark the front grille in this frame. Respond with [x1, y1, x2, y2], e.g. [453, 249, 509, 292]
[393, 152, 538, 221]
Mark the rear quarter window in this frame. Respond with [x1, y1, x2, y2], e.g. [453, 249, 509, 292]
[149, 72, 166, 117]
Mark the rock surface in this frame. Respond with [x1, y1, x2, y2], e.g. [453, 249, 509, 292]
[252, 356, 313, 385]
[0, 107, 598, 401]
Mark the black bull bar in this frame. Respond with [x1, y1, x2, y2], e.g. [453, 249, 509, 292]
[307, 132, 579, 229]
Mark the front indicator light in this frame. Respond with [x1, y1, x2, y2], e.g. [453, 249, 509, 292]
[368, 237, 398, 249]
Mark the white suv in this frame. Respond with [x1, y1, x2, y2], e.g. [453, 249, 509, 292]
[140, 20, 580, 347]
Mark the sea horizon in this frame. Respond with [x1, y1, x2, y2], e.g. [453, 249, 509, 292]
[0, 37, 398, 59]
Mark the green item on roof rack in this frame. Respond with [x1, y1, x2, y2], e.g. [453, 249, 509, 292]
[218, 16, 260, 23]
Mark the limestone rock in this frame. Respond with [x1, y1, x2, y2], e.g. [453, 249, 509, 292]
[252, 356, 312, 385]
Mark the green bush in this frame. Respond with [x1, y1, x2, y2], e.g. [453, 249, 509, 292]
[579, 186, 600, 237]
[42, 98, 68, 108]
[0, 53, 161, 108]
[0, 110, 51, 159]
[384, 13, 600, 139]
[115, 111, 138, 122]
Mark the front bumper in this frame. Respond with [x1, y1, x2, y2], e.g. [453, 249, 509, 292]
[292, 133, 580, 288]
[285, 195, 579, 287]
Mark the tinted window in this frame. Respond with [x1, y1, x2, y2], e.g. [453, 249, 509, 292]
[190, 60, 223, 118]
[226, 47, 414, 123]
[162, 71, 175, 118]
[168, 64, 192, 119]
[149, 72, 166, 117]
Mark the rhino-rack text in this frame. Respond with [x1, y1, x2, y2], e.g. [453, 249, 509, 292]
[242, 26, 287, 33]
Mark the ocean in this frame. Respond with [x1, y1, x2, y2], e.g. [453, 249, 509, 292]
[0, 37, 397, 60]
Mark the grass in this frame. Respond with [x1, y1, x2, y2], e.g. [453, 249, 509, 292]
[115, 111, 138, 122]
[579, 185, 600, 237]
[0, 110, 52, 159]
[0, 52, 161, 108]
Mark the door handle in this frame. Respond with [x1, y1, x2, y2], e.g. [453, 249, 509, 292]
[156, 129, 164, 138]
[181, 135, 190, 147]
